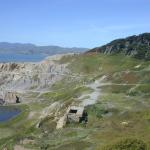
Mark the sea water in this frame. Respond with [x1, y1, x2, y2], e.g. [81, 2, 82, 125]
[0, 53, 46, 62]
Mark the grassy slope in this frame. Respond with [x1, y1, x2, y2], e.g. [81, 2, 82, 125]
[0, 53, 149, 150]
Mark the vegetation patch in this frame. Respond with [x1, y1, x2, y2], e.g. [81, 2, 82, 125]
[86, 103, 109, 119]
[101, 138, 147, 150]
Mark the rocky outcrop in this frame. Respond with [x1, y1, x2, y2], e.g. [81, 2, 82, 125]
[88, 33, 150, 60]
[4, 92, 20, 104]
[0, 63, 22, 72]
[0, 92, 20, 105]
[0, 54, 72, 103]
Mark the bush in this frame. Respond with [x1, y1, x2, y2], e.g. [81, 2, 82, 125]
[101, 138, 147, 150]
[134, 45, 150, 60]
[86, 104, 108, 118]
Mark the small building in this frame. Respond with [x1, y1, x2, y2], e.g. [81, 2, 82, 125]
[66, 106, 88, 123]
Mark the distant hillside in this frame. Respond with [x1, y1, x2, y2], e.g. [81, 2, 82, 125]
[0, 42, 88, 55]
[88, 33, 150, 60]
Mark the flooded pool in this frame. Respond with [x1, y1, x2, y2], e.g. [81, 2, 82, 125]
[0, 106, 21, 122]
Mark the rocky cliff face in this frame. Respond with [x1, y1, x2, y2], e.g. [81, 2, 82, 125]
[0, 54, 71, 104]
[88, 33, 150, 60]
[0, 63, 21, 71]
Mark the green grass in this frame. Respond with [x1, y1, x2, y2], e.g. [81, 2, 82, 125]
[0, 53, 150, 150]
[66, 54, 146, 75]
[61, 54, 150, 149]
[40, 76, 93, 105]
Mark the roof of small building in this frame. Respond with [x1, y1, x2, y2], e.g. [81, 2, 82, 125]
[67, 106, 84, 116]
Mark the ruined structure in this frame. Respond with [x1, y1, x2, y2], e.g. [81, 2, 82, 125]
[56, 106, 88, 129]
[66, 106, 88, 123]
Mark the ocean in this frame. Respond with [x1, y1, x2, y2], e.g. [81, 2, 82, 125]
[0, 53, 46, 63]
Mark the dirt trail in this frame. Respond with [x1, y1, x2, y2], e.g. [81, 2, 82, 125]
[79, 75, 106, 106]
[78, 76, 147, 107]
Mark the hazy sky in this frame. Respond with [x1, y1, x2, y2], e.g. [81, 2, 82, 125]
[0, 0, 149, 48]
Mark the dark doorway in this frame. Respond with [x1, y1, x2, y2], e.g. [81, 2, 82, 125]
[69, 109, 77, 114]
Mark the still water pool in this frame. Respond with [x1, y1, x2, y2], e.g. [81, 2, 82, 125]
[0, 106, 21, 122]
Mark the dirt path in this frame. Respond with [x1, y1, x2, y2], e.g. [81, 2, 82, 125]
[79, 75, 106, 106]
[78, 75, 147, 107]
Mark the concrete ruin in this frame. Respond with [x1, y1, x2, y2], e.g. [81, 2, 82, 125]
[56, 106, 88, 129]
[66, 106, 88, 123]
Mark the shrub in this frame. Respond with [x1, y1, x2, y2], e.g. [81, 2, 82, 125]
[86, 104, 108, 118]
[101, 138, 147, 150]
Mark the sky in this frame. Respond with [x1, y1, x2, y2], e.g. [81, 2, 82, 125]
[0, 0, 150, 48]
